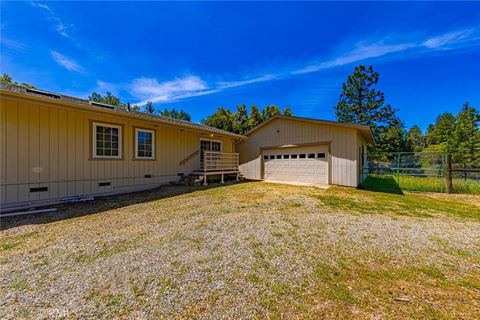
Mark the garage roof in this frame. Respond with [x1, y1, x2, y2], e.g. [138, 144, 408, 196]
[245, 115, 375, 144]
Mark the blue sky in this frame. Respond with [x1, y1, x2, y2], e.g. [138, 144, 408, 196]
[1, 2, 480, 130]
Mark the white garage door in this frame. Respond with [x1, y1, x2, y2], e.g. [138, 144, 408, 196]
[262, 145, 329, 184]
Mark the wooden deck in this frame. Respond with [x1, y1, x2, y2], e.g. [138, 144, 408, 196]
[194, 151, 240, 185]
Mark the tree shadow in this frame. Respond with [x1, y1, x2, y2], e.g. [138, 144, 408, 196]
[358, 175, 404, 195]
[1, 180, 247, 231]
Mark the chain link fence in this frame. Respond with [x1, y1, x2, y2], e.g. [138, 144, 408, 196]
[361, 152, 480, 194]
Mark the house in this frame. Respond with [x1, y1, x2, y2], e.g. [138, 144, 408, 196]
[0, 83, 374, 208]
[0, 83, 245, 208]
[235, 115, 374, 187]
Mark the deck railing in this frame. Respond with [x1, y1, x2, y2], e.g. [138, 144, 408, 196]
[202, 151, 239, 172]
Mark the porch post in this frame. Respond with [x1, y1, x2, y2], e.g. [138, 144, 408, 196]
[236, 172, 239, 181]
[203, 174, 208, 186]
[220, 174, 224, 184]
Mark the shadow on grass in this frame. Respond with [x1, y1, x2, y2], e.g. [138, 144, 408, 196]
[358, 175, 404, 195]
[1, 180, 248, 231]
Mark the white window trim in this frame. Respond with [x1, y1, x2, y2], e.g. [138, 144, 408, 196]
[199, 138, 223, 168]
[92, 122, 122, 159]
[135, 128, 155, 160]
[199, 138, 223, 152]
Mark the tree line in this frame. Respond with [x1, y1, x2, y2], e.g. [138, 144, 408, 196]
[2, 71, 478, 163]
[333, 65, 479, 162]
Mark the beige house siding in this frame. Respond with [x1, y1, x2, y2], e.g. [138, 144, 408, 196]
[236, 117, 362, 187]
[0, 94, 235, 206]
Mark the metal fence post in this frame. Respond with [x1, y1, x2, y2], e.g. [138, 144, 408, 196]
[396, 153, 401, 184]
[440, 153, 444, 193]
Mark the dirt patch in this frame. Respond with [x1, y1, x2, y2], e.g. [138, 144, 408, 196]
[1, 182, 479, 319]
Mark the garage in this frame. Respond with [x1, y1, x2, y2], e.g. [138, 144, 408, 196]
[262, 145, 329, 184]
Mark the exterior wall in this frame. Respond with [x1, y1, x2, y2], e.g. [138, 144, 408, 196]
[236, 118, 360, 187]
[0, 94, 235, 206]
[356, 132, 368, 184]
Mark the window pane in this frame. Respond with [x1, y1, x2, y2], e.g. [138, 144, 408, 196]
[263, 155, 268, 160]
[317, 153, 326, 158]
[269, 155, 275, 159]
[276, 155, 281, 159]
[299, 154, 306, 158]
[136, 130, 154, 158]
[308, 153, 315, 158]
[291, 154, 298, 159]
[283, 155, 289, 159]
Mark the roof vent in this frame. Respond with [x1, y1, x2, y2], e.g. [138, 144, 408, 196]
[89, 101, 116, 109]
[26, 88, 61, 99]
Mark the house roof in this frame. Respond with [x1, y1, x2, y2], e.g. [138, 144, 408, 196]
[0, 82, 247, 140]
[245, 115, 375, 144]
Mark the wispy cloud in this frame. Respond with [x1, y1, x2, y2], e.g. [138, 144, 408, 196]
[130, 76, 215, 105]
[51, 51, 84, 73]
[30, 1, 70, 38]
[217, 74, 277, 89]
[292, 28, 479, 75]
[128, 28, 479, 105]
[422, 29, 474, 49]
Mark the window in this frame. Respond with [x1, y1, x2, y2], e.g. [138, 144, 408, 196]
[299, 154, 306, 158]
[200, 139, 222, 168]
[93, 122, 122, 159]
[135, 128, 155, 159]
[283, 154, 290, 159]
[308, 153, 315, 158]
[276, 155, 282, 159]
[269, 155, 275, 159]
[291, 154, 298, 159]
[317, 153, 326, 159]
[263, 155, 269, 160]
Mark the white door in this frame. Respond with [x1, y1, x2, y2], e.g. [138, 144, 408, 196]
[262, 145, 329, 184]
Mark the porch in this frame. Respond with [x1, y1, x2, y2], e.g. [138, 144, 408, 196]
[191, 151, 240, 185]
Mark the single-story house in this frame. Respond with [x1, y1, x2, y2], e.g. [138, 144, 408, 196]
[236, 115, 374, 187]
[0, 83, 245, 208]
[0, 83, 373, 208]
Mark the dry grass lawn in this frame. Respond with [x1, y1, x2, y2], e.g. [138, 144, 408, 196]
[1, 181, 479, 319]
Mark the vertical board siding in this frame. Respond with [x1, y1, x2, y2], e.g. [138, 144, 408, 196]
[236, 118, 360, 187]
[0, 95, 235, 206]
[0, 99, 7, 203]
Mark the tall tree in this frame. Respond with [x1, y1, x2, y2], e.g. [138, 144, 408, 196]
[283, 107, 293, 116]
[263, 104, 282, 119]
[145, 101, 155, 114]
[335, 65, 398, 130]
[334, 65, 402, 158]
[425, 112, 456, 146]
[233, 104, 249, 134]
[159, 108, 191, 121]
[201, 107, 234, 132]
[452, 102, 480, 162]
[406, 125, 425, 152]
[248, 105, 264, 130]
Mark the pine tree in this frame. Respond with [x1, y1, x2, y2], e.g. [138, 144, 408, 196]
[334, 65, 403, 159]
[233, 105, 249, 134]
[406, 125, 425, 152]
[145, 101, 155, 114]
[452, 102, 480, 163]
[248, 105, 264, 130]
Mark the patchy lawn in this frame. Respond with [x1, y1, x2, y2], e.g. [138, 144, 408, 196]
[1, 182, 479, 319]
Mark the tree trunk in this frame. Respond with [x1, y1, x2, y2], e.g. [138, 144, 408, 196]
[445, 154, 453, 194]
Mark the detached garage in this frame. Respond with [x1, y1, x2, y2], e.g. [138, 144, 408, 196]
[235, 115, 374, 187]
